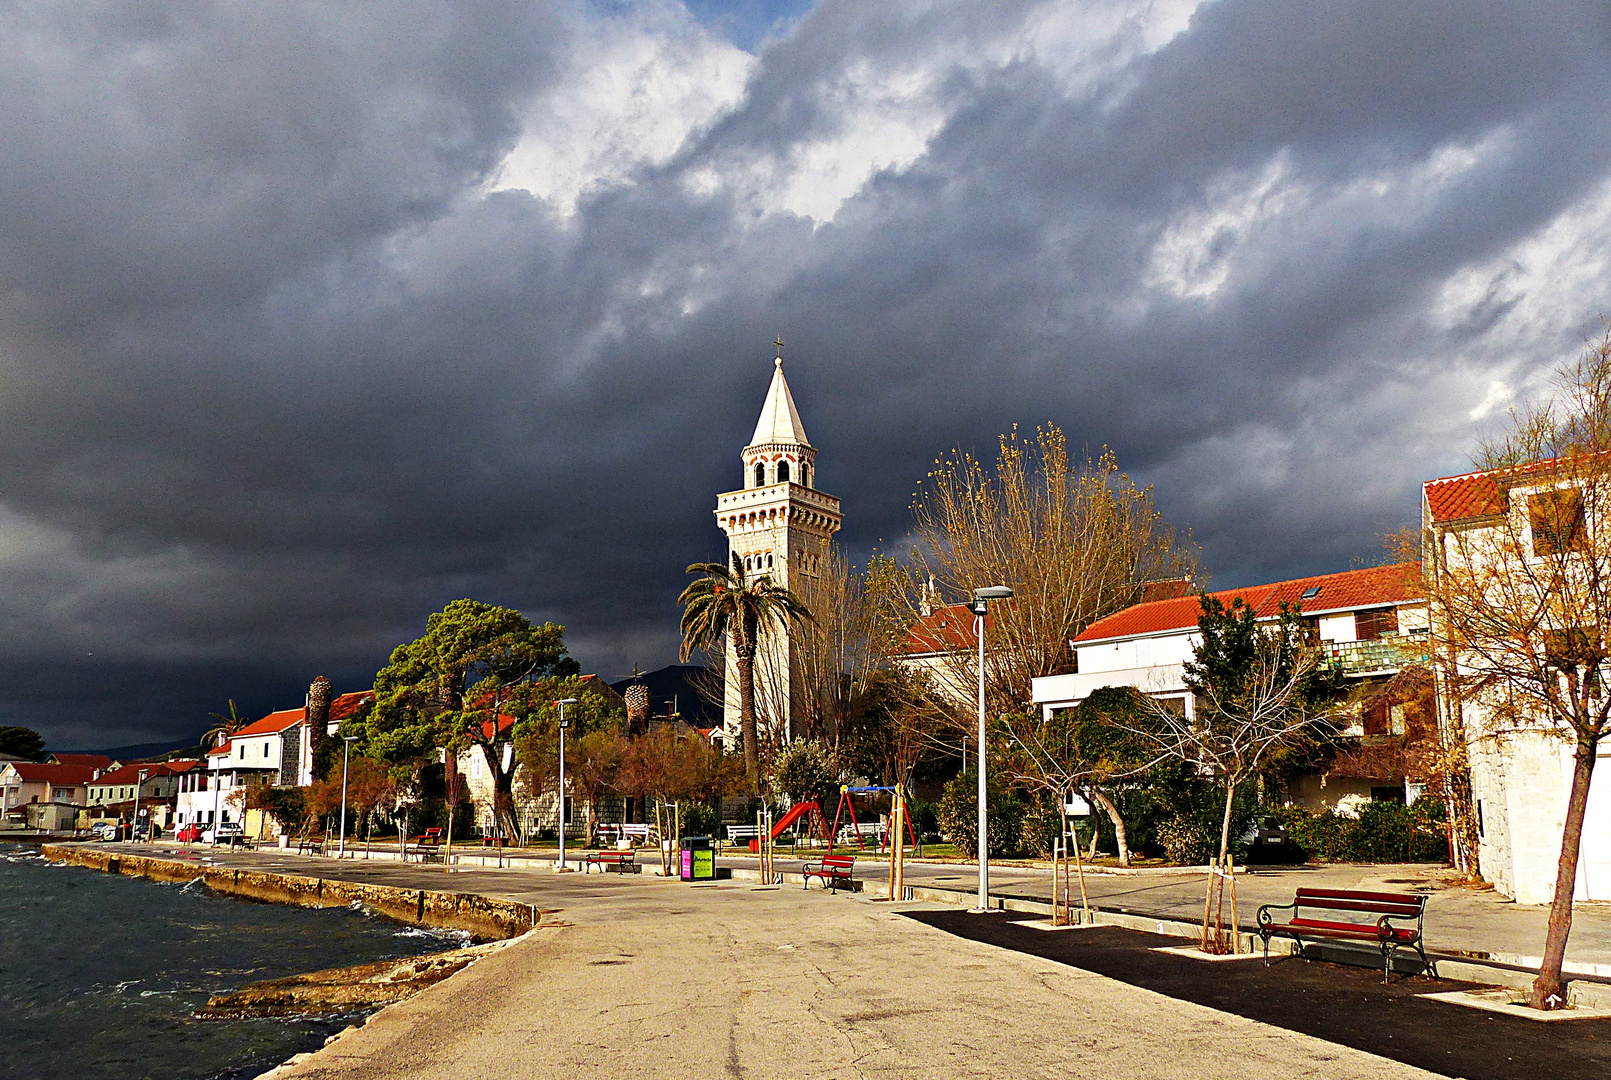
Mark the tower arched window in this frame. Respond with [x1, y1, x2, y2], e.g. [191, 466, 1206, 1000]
[777, 461, 790, 484]
[801, 463, 810, 489]
[754, 462, 766, 487]
[767, 553, 774, 569]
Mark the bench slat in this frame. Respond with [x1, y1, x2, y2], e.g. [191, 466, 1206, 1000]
[1295, 887, 1423, 907]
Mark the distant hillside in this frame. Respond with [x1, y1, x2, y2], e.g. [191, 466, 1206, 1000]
[608, 665, 721, 727]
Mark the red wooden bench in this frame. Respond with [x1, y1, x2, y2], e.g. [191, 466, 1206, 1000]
[802, 853, 855, 893]
[1256, 887, 1429, 982]
[583, 850, 638, 874]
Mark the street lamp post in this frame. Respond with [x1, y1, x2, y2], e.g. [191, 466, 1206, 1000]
[338, 735, 358, 858]
[132, 768, 148, 843]
[555, 697, 578, 871]
[969, 585, 1014, 913]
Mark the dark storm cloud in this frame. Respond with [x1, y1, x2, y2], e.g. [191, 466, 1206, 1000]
[3, 0, 1610, 746]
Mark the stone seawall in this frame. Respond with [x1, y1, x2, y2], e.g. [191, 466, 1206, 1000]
[40, 845, 539, 940]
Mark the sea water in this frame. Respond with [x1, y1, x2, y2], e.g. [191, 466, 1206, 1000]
[0, 843, 467, 1080]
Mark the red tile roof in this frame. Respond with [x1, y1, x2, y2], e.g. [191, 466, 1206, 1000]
[1424, 469, 1505, 524]
[234, 708, 307, 738]
[1074, 563, 1424, 644]
[329, 690, 373, 724]
[3, 762, 99, 785]
[90, 763, 181, 786]
[902, 603, 990, 655]
[47, 753, 112, 769]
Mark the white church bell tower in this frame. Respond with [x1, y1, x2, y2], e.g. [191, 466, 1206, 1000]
[713, 347, 841, 744]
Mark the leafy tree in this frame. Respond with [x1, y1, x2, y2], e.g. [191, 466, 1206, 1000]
[245, 785, 307, 838]
[617, 725, 743, 807]
[835, 666, 952, 788]
[678, 553, 812, 790]
[0, 726, 45, 761]
[511, 676, 628, 791]
[564, 729, 628, 845]
[772, 738, 836, 805]
[363, 599, 578, 837]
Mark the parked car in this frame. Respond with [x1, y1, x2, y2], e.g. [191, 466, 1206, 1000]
[175, 823, 204, 843]
[208, 822, 245, 845]
[1244, 816, 1300, 864]
[90, 822, 118, 841]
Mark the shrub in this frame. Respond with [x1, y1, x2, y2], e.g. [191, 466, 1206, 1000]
[1154, 815, 1214, 865]
[938, 769, 1026, 857]
[1273, 798, 1447, 863]
[679, 801, 721, 838]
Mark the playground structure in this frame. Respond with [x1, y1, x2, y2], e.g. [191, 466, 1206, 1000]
[828, 785, 918, 854]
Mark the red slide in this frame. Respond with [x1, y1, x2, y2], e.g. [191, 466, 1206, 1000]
[769, 800, 822, 840]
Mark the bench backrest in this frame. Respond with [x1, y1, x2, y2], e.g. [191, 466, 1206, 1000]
[822, 854, 855, 868]
[1294, 888, 1424, 918]
[422, 827, 442, 838]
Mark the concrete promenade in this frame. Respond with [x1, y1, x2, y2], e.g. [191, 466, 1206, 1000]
[252, 867, 1436, 1080]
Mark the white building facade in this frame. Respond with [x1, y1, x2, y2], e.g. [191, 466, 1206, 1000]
[1030, 564, 1432, 810]
[1425, 465, 1611, 903]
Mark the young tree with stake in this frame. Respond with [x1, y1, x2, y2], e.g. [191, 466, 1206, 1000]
[1427, 326, 1611, 1008]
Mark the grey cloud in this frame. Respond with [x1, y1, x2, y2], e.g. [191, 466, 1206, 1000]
[3, 1, 1611, 747]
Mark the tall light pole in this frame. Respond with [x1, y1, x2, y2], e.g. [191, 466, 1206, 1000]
[132, 768, 148, 843]
[969, 585, 1014, 913]
[555, 698, 578, 871]
[338, 735, 358, 858]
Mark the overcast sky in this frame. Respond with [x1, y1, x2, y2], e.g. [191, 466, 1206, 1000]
[5, 0, 1610, 749]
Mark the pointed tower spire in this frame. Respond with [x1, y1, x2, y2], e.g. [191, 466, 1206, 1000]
[749, 353, 811, 447]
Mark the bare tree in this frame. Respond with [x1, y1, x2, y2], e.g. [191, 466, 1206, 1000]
[1111, 597, 1342, 951]
[904, 426, 1197, 729]
[1426, 326, 1611, 1009]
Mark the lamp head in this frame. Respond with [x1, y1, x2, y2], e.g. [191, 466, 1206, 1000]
[973, 585, 1014, 600]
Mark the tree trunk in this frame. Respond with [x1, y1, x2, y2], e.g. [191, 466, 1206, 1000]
[1087, 788, 1130, 867]
[736, 622, 760, 791]
[1530, 735, 1599, 1009]
[1217, 779, 1237, 870]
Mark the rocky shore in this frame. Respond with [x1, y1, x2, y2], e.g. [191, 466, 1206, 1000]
[39, 843, 541, 940]
[197, 938, 516, 1018]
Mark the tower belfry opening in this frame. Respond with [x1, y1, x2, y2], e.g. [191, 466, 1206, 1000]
[713, 348, 842, 744]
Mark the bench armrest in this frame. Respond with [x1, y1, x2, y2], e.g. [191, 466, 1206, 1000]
[1255, 900, 1297, 929]
[1376, 910, 1424, 940]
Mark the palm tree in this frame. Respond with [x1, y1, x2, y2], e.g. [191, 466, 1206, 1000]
[202, 699, 252, 750]
[678, 552, 812, 789]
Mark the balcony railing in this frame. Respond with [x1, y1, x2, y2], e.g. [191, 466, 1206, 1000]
[1321, 633, 1431, 675]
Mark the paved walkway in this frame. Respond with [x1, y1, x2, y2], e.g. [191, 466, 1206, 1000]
[259, 871, 1440, 1080]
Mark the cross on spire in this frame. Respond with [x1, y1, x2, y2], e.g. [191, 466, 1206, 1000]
[774, 335, 785, 364]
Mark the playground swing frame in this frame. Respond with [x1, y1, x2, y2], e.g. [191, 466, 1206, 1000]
[829, 785, 919, 854]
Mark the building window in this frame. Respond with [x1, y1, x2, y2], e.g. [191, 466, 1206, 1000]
[766, 553, 774, 569]
[777, 461, 790, 483]
[1355, 607, 1398, 641]
[1530, 488, 1585, 555]
[801, 464, 810, 488]
[754, 462, 766, 487]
